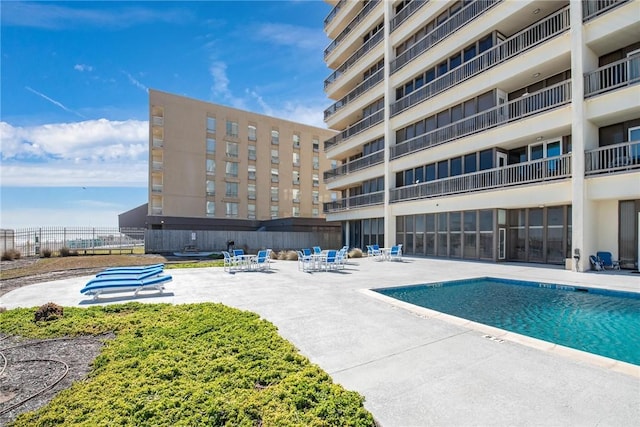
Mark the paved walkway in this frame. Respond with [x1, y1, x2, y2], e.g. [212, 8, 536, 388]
[2, 257, 639, 426]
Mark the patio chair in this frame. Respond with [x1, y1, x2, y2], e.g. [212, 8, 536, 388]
[596, 251, 620, 270]
[252, 249, 271, 271]
[371, 244, 384, 260]
[80, 274, 172, 301]
[335, 248, 348, 269]
[388, 245, 402, 261]
[313, 246, 322, 254]
[589, 255, 603, 271]
[222, 251, 237, 272]
[323, 250, 338, 270]
[297, 250, 312, 271]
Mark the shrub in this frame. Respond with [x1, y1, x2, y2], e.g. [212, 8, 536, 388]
[284, 250, 298, 261]
[34, 302, 64, 322]
[1, 248, 21, 261]
[59, 246, 71, 257]
[348, 248, 363, 258]
[41, 248, 52, 258]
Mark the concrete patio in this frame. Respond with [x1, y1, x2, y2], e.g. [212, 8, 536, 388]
[1, 256, 639, 426]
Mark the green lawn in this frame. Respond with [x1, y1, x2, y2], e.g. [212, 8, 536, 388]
[0, 303, 374, 426]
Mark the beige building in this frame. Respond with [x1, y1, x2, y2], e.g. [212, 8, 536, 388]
[147, 89, 339, 231]
[321, 0, 639, 270]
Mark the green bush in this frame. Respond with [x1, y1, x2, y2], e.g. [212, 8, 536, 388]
[1, 248, 21, 261]
[0, 303, 375, 427]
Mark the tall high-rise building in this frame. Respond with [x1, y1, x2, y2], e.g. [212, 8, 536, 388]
[147, 89, 339, 231]
[321, 0, 639, 270]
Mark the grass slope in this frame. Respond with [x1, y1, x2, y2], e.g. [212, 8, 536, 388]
[0, 303, 374, 426]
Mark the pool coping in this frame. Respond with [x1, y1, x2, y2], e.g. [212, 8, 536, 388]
[361, 288, 640, 379]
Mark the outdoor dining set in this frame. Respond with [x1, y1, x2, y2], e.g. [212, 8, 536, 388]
[222, 249, 272, 272]
[366, 244, 403, 261]
[296, 246, 349, 272]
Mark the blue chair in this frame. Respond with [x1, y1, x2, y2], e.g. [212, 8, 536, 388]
[252, 249, 271, 271]
[323, 250, 338, 270]
[222, 251, 237, 272]
[313, 246, 322, 254]
[297, 250, 312, 271]
[389, 245, 402, 261]
[596, 251, 620, 270]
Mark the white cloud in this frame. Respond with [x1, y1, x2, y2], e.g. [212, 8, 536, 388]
[209, 61, 246, 109]
[247, 90, 327, 128]
[74, 63, 93, 72]
[25, 86, 86, 118]
[0, 119, 148, 187]
[254, 23, 327, 51]
[122, 71, 149, 93]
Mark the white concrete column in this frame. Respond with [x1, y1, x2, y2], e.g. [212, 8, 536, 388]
[383, 0, 395, 247]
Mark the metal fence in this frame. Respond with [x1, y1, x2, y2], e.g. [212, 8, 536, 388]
[0, 227, 145, 257]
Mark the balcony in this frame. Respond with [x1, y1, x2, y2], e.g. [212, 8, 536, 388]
[390, 0, 501, 74]
[585, 141, 640, 175]
[152, 161, 163, 171]
[323, 190, 385, 213]
[584, 54, 640, 98]
[324, 30, 384, 89]
[390, 154, 572, 203]
[151, 184, 163, 193]
[324, 109, 384, 152]
[323, 149, 385, 182]
[583, 0, 630, 21]
[152, 138, 164, 148]
[325, 68, 384, 120]
[390, 0, 429, 32]
[391, 81, 572, 159]
[324, 0, 380, 59]
[324, 0, 345, 28]
[151, 207, 162, 215]
[152, 116, 164, 126]
[391, 6, 570, 116]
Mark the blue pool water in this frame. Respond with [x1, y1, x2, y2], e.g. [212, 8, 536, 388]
[374, 277, 640, 366]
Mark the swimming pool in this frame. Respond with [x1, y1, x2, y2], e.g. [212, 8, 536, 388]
[374, 277, 640, 366]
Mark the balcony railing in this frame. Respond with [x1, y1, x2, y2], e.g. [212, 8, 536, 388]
[324, 0, 380, 58]
[152, 161, 163, 171]
[152, 138, 164, 148]
[390, 154, 572, 203]
[391, 6, 570, 116]
[324, 29, 384, 89]
[324, 68, 384, 120]
[323, 190, 385, 213]
[584, 54, 640, 97]
[391, 81, 571, 159]
[583, 0, 630, 21]
[151, 207, 162, 215]
[151, 185, 163, 193]
[390, 0, 429, 32]
[152, 116, 164, 126]
[390, 0, 501, 74]
[585, 141, 640, 175]
[324, 0, 345, 28]
[324, 109, 385, 152]
[323, 149, 385, 182]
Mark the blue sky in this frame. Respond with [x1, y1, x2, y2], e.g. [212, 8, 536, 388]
[0, 0, 332, 228]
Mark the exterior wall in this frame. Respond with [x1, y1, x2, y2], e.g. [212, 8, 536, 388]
[149, 89, 338, 223]
[321, 0, 640, 270]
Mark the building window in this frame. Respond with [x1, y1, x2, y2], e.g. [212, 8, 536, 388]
[248, 203, 256, 219]
[226, 202, 238, 217]
[225, 182, 238, 197]
[312, 191, 319, 204]
[225, 161, 238, 177]
[271, 149, 279, 164]
[248, 183, 256, 200]
[312, 138, 319, 152]
[206, 180, 215, 196]
[292, 188, 300, 203]
[293, 134, 300, 148]
[226, 141, 238, 158]
[293, 171, 300, 185]
[271, 168, 279, 182]
[312, 174, 319, 187]
[226, 120, 238, 137]
[271, 129, 279, 145]
[206, 159, 215, 175]
[206, 138, 216, 154]
[292, 206, 300, 217]
[271, 186, 279, 202]
[248, 125, 257, 141]
[312, 208, 319, 217]
[206, 201, 215, 217]
[293, 152, 300, 166]
[207, 116, 216, 133]
[270, 205, 279, 218]
[248, 164, 256, 180]
[313, 156, 319, 170]
[330, 160, 338, 169]
[248, 145, 256, 160]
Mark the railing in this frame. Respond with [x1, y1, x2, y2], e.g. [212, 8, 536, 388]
[323, 190, 385, 213]
[324, 68, 384, 120]
[152, 116, 164, 126]
[324, 29, 384, 89]
[390, 0, 501, 73]
[324, 108, 385, 152]
[584, 54, 640, 97]
[391, 81, 571, 159]
[585, 141, 640, 175]
[152, 138, 164, 148]
[324, 0, 381, 58]
[151, 207, 162, 215]
[390, 154, 572, 203]
[324, 0, 345, 27]
[0, 227, 145, 257]
[390, 0, 429, 32]
[583, 0, 630, 21]
[152, 184, 163, 193]
[323, 149, 385, 182]
[391, 6, 570, 116]
[152, 161, 163, 171]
